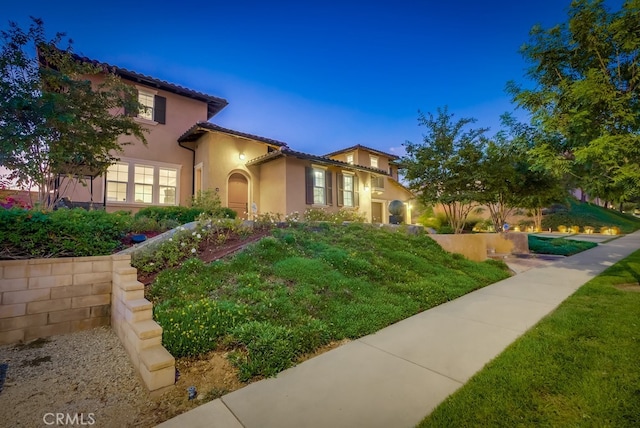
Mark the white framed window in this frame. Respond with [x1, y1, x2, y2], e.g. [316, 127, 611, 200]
[346, 153, 354, 165]
[159, 168, 177, 205]
[313, 168, 326, 205]
[137, 91, 155, 120]
[134, 165, 154, 203]
[370, 155, 379, 168]
[343, 174, 354, 207]
[305, 166, 332, 206]
[337, 172, 359, 207]
[106, 163, 129, 202]
[133, 86, 166, 124]
[105, 158, 180, 205]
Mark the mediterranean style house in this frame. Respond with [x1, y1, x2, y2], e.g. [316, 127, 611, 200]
[66, 56, 414, 224]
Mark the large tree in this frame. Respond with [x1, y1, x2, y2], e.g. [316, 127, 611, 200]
[485, 114, 568, 232]
[401, 107, 486, 234]
[0, 18, 146, 209]
[507, 0, 640, 204]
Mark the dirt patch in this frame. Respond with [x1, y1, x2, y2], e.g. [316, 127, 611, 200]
[614, 283, 640, 292]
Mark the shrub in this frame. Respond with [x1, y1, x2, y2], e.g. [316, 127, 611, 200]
[0, 208, 131, 259]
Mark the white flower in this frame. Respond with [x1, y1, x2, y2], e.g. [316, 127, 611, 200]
[181, 242, 186, 247]
[191, 248, 196, 253]
[169, 238, 173, 242]
[196, 234, 201, 239]
[192, 231, 196, 236]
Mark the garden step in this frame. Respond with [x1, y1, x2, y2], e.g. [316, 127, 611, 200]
[125, 299, 152, 312]
[131, 319, 162, 340]
[140, 346, 175, 372]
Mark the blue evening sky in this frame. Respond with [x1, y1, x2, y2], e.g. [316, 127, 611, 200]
[3, 0, 625, 156]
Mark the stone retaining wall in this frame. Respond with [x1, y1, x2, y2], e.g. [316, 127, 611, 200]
[0, 255, 174, 394]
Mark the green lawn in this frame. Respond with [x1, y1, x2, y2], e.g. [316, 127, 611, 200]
[419, 249, 640, 427]
[528, 235, 598, 256]
[147, 222, 511, 381]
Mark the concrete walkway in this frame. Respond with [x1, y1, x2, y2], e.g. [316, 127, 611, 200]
[157, 232, 640, 428]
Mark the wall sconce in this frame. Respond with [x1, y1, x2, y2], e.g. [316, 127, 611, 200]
[239, 152, 246, 161]
[364, 185, 370, 192]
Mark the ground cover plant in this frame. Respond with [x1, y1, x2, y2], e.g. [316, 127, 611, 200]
[528, 235, 597, 256]
[419, 250, 640, 427]
[542, 198, 640, 234]
[147, 222, 511, 381]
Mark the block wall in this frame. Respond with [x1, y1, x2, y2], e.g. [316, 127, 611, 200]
[0, 256, 112, 345]
[0, 255, 175, 393]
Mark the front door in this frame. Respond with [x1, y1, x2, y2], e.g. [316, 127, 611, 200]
[371, 202, 383, 223]
[228, 173, 248, 219]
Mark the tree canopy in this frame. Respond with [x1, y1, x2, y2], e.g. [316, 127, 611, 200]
[0, 18, 146, 209]
[401, 107, 486, 234]
[507, 0, 640, 203]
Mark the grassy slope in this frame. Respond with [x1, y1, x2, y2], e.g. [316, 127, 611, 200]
[543, 198, 640, 233]
[419, 250, 640, 427]
[148, 223, 511, 379]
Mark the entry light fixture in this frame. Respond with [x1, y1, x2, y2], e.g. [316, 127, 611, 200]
[239, 152, 246, 161]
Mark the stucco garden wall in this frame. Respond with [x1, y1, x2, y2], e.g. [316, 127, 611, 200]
[430, 232, 529, 262]
[0, 255, 174, 393]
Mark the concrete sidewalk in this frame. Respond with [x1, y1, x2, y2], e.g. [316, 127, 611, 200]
[157, 232, 640, 428]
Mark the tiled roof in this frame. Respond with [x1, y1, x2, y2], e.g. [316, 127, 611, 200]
[247, 147, 390, 175]
[178, 122, 288, 147]
[68, 52, 228, 119]
[324, 144, 400, 160]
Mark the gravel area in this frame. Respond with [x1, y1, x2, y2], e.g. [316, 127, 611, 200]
[0, 327, 159, 427]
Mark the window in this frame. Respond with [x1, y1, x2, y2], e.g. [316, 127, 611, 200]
[370, 155, 379, 168]
[134, 165, 154, 203]
[159, 168, 177, 204]
[105, 158, 179, 205]
[313, 169, 325, 205]
[132, 88, 166, 124]
[371, 175, 385, 189]
[138, 91, 154, 120]
[346, 153, 354, 164]
[305, 167, 332, 205]
[106, 163, 128, 202]
[338, 173, 359, 207]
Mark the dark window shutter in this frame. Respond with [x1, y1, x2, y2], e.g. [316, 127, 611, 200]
[154, 95, 166, 124]
[326, 171, 333, 205]
[305, 167, 313, 205]
[353, 175, 359, 207]
[125, 89, 138, 116]
[336, 173, 343, 206]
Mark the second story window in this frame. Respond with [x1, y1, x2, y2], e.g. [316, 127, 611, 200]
[131, 86, 166, 124]
[138, 91, 155, 120]
[371, 175, 385, 189]
[346, 153, 354, 164]
[370, 155, 379, 168]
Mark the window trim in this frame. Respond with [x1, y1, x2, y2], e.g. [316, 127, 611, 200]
[337, 172, 359, 207]
[105, 157, 181, 206]
[305, 165, 333, 206]
[370, 155, 379, 169]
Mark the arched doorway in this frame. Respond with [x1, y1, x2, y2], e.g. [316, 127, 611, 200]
[228, 173, 248, 219]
